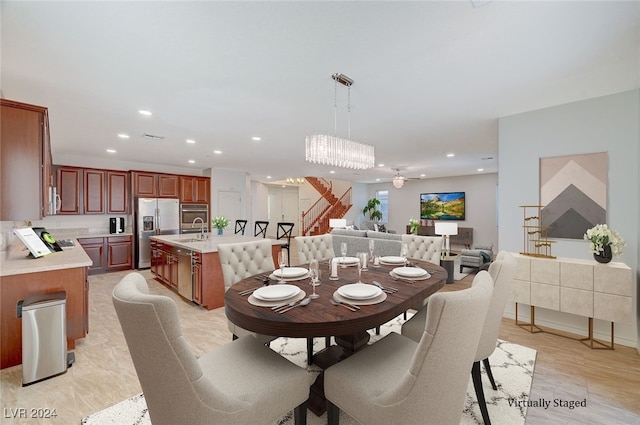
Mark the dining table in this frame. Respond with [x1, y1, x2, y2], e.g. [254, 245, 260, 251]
[224, 257, 447, 415]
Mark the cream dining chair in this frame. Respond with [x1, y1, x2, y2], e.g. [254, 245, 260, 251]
[217, 239, 278, 344]
[324, 271, 494, 425]
[295, 233, 336, 362]
[112, 272, 310, 425]
[295, 234, 336, 264]
[401, 234, 442, 265]
[401, 250, 516, 425]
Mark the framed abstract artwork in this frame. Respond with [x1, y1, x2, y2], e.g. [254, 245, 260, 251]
[539, 152, 607, 239]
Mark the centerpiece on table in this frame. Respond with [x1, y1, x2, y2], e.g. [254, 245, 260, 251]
[409, 218, 420, 235]
[211, 216, 230, 236]
[583, 224, 625, 264]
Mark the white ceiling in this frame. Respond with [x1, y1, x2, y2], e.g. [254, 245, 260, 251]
[2, 1, 639, 184]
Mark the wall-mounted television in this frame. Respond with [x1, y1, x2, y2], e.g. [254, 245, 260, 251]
[420, 192, 465, 221]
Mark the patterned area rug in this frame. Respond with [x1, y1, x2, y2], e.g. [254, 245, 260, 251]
[82, 314, 536, 425]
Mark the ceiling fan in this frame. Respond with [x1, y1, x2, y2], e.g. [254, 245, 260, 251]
[391, 168, 421, 189]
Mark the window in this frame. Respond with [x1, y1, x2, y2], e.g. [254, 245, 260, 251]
[376, 190, 389, 223]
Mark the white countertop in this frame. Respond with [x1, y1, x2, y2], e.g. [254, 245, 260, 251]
[0, 239, 92, 277]
[151, 234, 285, 253]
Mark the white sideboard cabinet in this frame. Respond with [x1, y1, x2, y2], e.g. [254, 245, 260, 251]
[510, 253, 632, 349]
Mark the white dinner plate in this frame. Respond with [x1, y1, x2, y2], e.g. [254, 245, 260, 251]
[272, 267, 309, 278]
[392, 266, 428, 278]
[338, 283, 383, 300]
[379, 256, 406, 265]
[337, 256, 359, 265]
[253, 284, 301, 301]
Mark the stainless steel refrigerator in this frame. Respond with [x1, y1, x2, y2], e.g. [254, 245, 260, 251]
[135, 198, 180, 268]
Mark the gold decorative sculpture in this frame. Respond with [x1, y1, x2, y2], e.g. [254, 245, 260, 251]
[519, 205, 555, 258]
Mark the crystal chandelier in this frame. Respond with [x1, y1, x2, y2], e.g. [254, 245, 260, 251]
[305, 73, 375, 170]
[392, 172, 405, 189]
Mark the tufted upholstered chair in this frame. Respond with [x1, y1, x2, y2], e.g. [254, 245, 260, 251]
[401, 234, 443, 265]
[294, 234, 335, 362]
[401, 251, 516, 425]
[218, 240, 277, 343]
[295, 234, 335, 264]
[325, 271, 494, 425]
[112, 272, 310, 425]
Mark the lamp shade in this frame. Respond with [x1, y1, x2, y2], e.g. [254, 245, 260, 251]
[329, 219, 347, 228]
[434, 222, 458, 236]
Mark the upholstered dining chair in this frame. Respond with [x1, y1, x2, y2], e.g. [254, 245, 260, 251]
[398, 234, 443, 320]
[401, 251, 516, 425]
[112, 272, 310, 425]
[234, 219, 248, 235]
[276, 222, 295, 266]
[217, 239, 278, 344]
[294, 233, 336, 361]
[401, 234, 443, 265]
[324, 271, 494, 425]
[295, 234, 336, 264]
[254, 220, 269, 238]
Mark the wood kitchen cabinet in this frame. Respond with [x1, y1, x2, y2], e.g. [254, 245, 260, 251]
[77, 237, 104, 274]
[56, 166, 106, 215]
[56, 166, 129, 215]
[78, 236, 133, 275]
[180, 176, 210, 204]
[107, 170, 129, 213]
[131, 171, 179, 198]
[0, 99, 52, 220]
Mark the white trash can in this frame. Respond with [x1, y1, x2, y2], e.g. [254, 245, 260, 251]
[18, 291, 68, 385]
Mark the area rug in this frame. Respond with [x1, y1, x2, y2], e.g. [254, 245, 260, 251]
[81, 314, 536, 425]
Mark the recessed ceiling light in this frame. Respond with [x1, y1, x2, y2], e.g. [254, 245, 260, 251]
[420, 174, 426, 177]
[138, 110, 152, 116]
[106, 149, 116, 153]
[330, 170, 335, 174]
[118, 133, 129, 139]
[252, 136, 261, 141]
[281, 185, 286, 188]
[376, 178, 381, 181]
[186, 139, 196, 144]
[266, 176, 272, 179]
[477, 168, 484, 172]
[446, 153, 455, 157]
[378, 163, 384, 167]
[188, 160, 195, 164]
[213, 150, 222, 155]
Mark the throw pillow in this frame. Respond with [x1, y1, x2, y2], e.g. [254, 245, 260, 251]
[378, 224, 387, 233]
[480, 251, 491, 263]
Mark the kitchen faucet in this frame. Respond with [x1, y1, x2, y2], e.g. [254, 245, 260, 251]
[191, 217, 207, 239]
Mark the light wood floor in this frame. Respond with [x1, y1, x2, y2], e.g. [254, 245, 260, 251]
[1, 251, 638, 424]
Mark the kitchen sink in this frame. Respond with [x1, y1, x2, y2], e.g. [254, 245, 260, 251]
[179, 238, 206, 243]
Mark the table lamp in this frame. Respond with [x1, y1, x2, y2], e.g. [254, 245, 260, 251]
[329, 219, 347, 230]
[435, 222, 458, 257]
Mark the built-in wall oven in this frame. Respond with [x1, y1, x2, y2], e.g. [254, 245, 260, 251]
[180, 204, 209, 234]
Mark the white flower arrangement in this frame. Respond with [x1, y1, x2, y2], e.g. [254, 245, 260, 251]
[409, 218, 420, 234]
[583, 224, 625, 257]
[211, 216, 230, 230]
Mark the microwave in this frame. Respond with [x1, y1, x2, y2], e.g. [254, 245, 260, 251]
[180, 204, 209, 233]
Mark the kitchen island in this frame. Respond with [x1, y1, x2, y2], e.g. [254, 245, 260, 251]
[0, 240, 92, 369]
[149, 235, 283, 310]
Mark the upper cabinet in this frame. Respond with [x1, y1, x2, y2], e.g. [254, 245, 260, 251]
[0, 99, 52, 220]
[107, 171, 128, 213]
[56, 166, 129, 215]
[180, 176, 210, 204]
[131, 171, 179, 198]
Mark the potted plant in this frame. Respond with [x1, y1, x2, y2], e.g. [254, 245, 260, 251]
[409, 218, 420, 235]
[583, 223, 625, 263]
[211, 216, 230, 236]
[362, 198, 382, 221]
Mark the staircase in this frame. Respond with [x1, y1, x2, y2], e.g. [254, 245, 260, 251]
[302, 177, 352, 235]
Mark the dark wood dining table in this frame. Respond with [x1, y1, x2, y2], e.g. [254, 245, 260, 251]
[224, 259, 447, 415]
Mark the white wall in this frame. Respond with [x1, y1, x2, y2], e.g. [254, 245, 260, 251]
[498, 89, 639, 348]
[366, 173, 499, 249]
